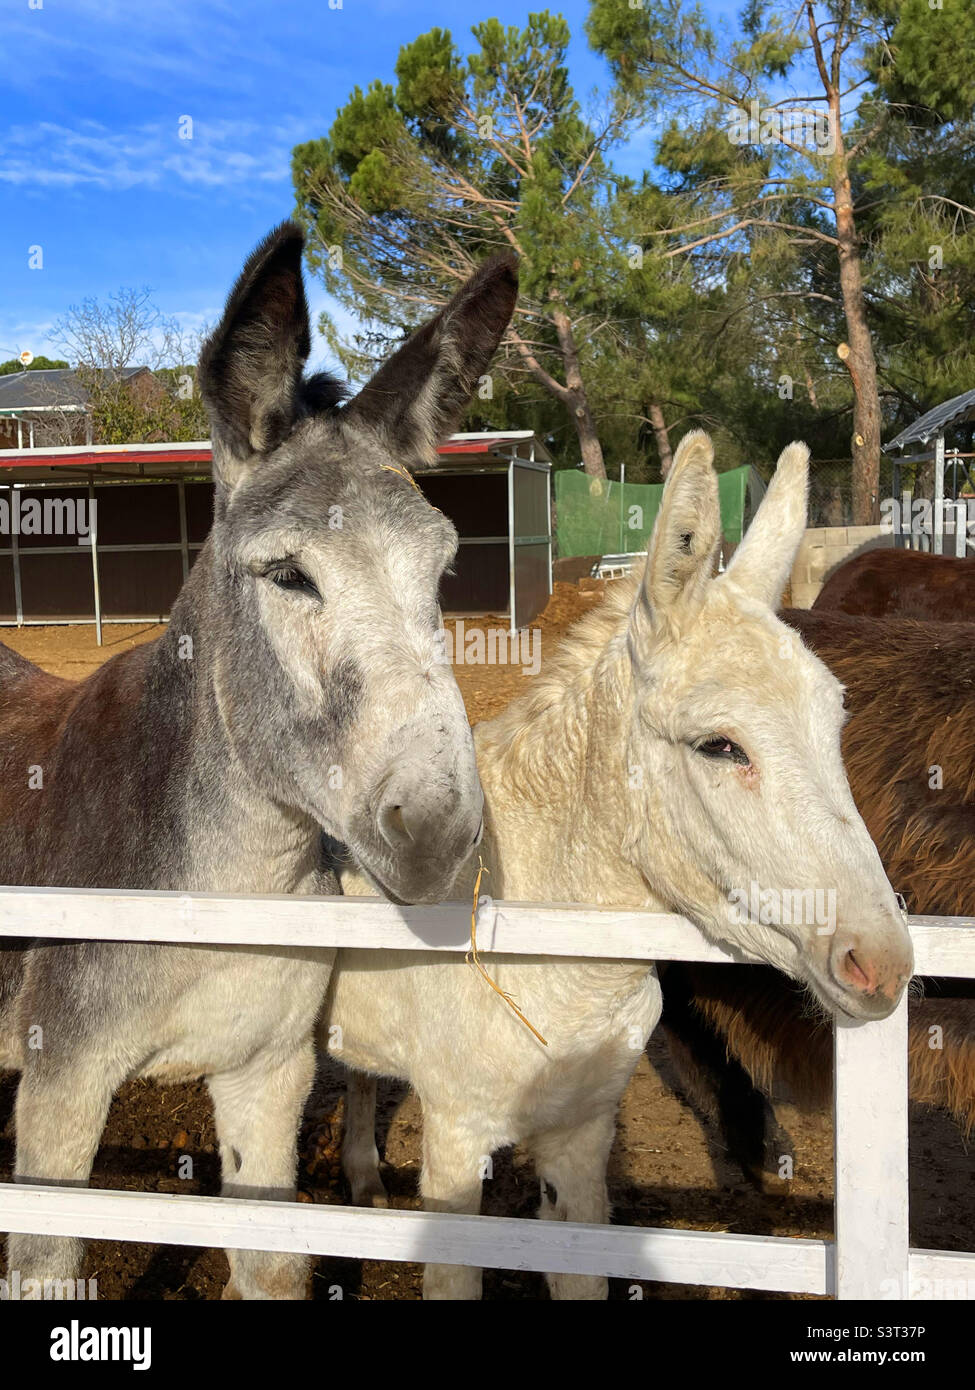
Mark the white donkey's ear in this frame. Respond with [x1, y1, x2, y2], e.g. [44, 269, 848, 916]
[723, 442, 809, 608]
[635, 430, 721, 633]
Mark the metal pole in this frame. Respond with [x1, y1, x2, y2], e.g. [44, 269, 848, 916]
[619, 462, 625, 554]
[546, 466, 553, 597]
[507, 462, 517, 635]
[934, 434, 945, 556]
[530, 437, 553, 598]
[891, 457, 902, 549]
[88, 481, 102, 647]
[955, 500, 968, 559]
[7, 488, 23, 627]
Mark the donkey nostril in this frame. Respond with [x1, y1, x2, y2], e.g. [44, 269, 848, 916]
[844, 948, 872, 992]
[379, 803, 412, 846]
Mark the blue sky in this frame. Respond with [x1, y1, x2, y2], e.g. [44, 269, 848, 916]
[0, 0, 739, 371]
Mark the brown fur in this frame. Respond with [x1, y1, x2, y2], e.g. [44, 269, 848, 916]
[786, 609, 975, 915]
[684, 975, 975, 1134]
[814, 548, 975, 621]
[663, 609, 975, 1139]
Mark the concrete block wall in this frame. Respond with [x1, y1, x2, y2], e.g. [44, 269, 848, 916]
[790, 524, 894, 608]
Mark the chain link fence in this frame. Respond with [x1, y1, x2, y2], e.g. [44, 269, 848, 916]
[806, 458, 900, 528]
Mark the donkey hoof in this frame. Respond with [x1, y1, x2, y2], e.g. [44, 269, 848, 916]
[351, 1174, 389, 1208]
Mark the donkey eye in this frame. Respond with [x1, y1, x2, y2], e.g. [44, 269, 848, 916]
[265, 564, 321, 600]
[695, 736, 751, 767]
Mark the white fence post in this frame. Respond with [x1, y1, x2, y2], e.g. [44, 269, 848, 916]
[0, 893, 969, 1297]
[833, 996, 910, 1298]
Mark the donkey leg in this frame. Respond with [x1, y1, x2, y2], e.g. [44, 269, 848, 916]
[8, 1058, 122, 1291]
[342, 1071, 387, 1208]
[532, 1109, 616, 1301]
[207, 1039, 317, 1301]
[419, 1107, 489, 1301]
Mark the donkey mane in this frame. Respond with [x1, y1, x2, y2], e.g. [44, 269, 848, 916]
[300, 370, 349, 414]
[479, 574, 638, 799]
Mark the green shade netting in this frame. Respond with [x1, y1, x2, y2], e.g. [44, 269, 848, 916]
[554, 464, 750, 558]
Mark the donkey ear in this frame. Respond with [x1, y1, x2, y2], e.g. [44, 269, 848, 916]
[198, 221, 311, 490]
[343, 255, 518, 463]
[723, 442, 809, 608]
[634, 431, 721, 633]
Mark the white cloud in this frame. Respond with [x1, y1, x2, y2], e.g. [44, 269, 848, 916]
[1, 0, 343, 106]
[0, 318, 63, 360]
[0, 118, 306, 192]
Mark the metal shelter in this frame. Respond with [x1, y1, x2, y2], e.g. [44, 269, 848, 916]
[0, 432, 553, 643]
[420, 431, 553, 632]
[884, 388, 975, 556]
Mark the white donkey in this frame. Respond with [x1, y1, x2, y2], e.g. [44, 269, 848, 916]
[323, 432, 914, 1299]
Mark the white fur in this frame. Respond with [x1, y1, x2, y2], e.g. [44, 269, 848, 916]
[324, 434, 914, 1299]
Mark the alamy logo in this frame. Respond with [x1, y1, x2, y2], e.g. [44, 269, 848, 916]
[1, 1270, 97, 1300]
[727, 881, 837, 935]
[727, 99, 835, 154]
[437, 619, 541, 676]
[0, 492, 94, 542]
[880, 493, 974, 541]
[49, 1319, 151, 1371]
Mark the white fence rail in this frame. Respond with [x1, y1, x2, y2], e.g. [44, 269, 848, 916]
[0, 887, 973, 1300]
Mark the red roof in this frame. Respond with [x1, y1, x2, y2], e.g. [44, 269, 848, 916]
[0, 446, 212, 470]
[0, 439, 515, 471]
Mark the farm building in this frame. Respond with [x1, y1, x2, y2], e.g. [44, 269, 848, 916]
[0, 430, 553, 640]
[0, 366, 161, 449]
[420, 431, 553, 628]
[885, 386, 975, 556]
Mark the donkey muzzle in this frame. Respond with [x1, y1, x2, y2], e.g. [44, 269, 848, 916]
[827, 929, 914, 1019]
[350, 717, 484, 904]
[375, 766, 484, 863]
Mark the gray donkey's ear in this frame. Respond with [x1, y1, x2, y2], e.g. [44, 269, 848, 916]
[198, 221, 311, 489]
[344, 254, 518, 463]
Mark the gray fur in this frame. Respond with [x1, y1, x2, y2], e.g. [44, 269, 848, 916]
[0, 222, 518, 1298]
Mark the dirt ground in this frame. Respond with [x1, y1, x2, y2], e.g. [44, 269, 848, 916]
[1, 585, 972, 1300]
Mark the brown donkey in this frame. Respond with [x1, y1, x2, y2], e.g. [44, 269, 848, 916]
[659, 610, 975, 1177]
[814, 548, 975, 621]
[0, 222, 517, 1298]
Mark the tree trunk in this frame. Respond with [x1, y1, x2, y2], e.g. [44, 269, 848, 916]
[550, 300, 607, 479]
[507, 308, 607, 479]
[571, 393, 606, 478]
[648, 400, 673, 477]
[830, 104, 883, 525]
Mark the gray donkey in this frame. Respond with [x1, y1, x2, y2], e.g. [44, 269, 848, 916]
[0, 222, 516, 1298]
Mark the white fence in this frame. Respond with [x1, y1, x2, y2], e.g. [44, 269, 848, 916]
[1, 887, 973, 1300]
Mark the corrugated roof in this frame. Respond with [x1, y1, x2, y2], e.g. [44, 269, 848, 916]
[0, 432, 552, 480]
[0, 445, 211, 470]
[0, 367, 147, 411]
[885, 387, 975, 452]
